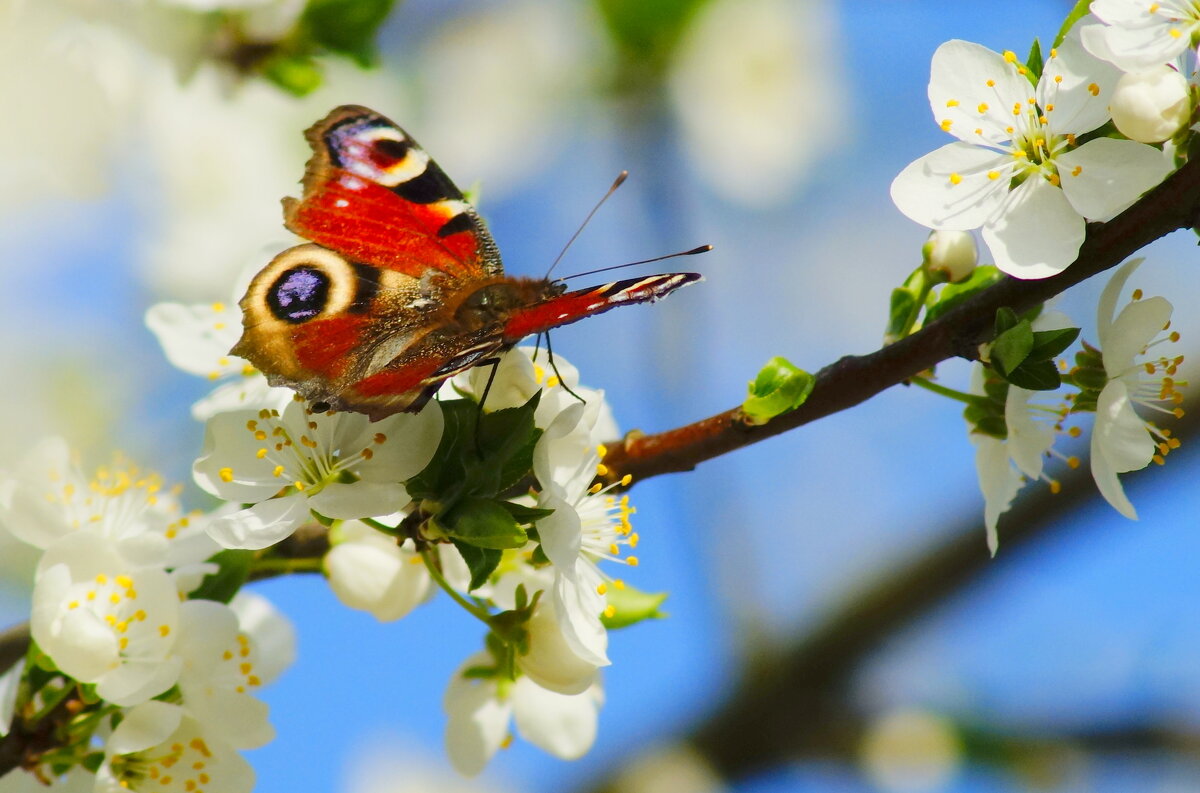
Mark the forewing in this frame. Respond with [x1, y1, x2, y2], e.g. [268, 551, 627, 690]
[284, 105, 503, 280]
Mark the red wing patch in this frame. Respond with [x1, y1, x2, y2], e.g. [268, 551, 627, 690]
[284, 105, 502, 281]
[503, 273, 703, 341]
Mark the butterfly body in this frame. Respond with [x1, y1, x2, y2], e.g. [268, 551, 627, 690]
[232, 105, 701, 419]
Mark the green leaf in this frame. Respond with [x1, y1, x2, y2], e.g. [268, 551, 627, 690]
[926, 265, 1005, 324]
[601, 585, 667, 629]
[451, 541, 502, 592]
[300, 0, 395, 66]
[499, 501, 555, 525]
[405, 399, 477, 500]
[1005, 360, 1062, 390]
[261, 54, 324, 96]
[742, 356, 814, 425]
[1054, 0, 1094, 47]
[188, 550, 254, 603]
[1069, 365, 1110, 391]
[990, 320, 1034, 376]
[444, 498, 528, 550]
[1029, 326, 1080, 361]
[993, 306, 1020, 335]
[1025, 38, 1043, 83]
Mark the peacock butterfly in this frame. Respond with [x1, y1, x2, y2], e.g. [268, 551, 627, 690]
[232, 105, 701, 420]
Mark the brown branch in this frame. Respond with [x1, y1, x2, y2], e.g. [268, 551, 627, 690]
[602, 156, 1200, 486]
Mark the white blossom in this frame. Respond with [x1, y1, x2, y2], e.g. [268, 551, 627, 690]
[443, 652, 602, 776]
[891, 33, 1171, 279]
[1090, 259, 1185, 518]
[96, 701, 253, 793]
[1082, 1, 1200, 72]
[194, 399, 443, 549]
[925, 230, 979, 282]
[31, 531, 185, 706]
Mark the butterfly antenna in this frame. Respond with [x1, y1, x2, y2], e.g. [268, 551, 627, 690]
[544, 171, 629, 279]
[559, 244, 712, 283]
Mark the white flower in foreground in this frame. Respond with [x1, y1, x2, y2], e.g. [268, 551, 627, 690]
[1090, 259, 1185, 518]
[444, 652, 603, 776]
[528, 405, 639, 672]
[174, 593, 293, 749]
[1082, 1, 1200, 72]
[1109, 65, 1192, 142]
[891, 34, 1172, 279]
[96, 701, 253, 793]
[145, 295, 288, 420]
[324, 521, 432, 621]
[194, 399, 443, 549]
[31, 531, 185, 706]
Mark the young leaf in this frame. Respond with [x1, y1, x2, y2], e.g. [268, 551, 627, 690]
[925, 265, 1005, 324]
[500, 501, 556, 525]
[300, 0, 395, 66]
[444, 498, 528, 550]
[990, 320, 1034, 376]
[1029, 326, 1080, 361]
[451, 541, 502, 592]
[601, 585, 668, 629]
[1005, 360, 1062, 391]
[743, 356, 815, 425]
[1025, 37, 1044, 83]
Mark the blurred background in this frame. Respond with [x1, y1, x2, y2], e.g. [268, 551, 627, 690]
[3, 0, 1200, 791]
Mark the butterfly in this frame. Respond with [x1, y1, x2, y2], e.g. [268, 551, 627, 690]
[231, 105, 702, 420]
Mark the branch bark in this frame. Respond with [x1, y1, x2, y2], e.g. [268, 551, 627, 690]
[602, 156, 1200, 486]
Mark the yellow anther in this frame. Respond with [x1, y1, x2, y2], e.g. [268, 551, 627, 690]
[1003, 50, 1018, 62]
[620, 474, 633, 486]
[254, 430, 267, 441]
[977, 102, 988, 113]
[211, 302, 225, 313]
[219, 468, 234, 483]
[1055, 75, 1063, 84]
[361, 448, 374, 460]
[1170, 26, 1182, 38]
[256, 448, 268, 459]
[115, 575, 133, 588]
[294, 481, 307, 491]
[603, 605, 616, 619]
[1049, 48, 1057, 58]
[159, 625, 171, 637]
[546, 376, 560, 388]
[589, 482, 603, 494]
[946, 99, 959, 107]
[626, 556, 639, 567]
[1047, 173, 1060, 186]
[68, 600, 79, 609]
[1049, 479, 1062, 494]
[95, 574, 108, 585]
[596, 463, 609, 477]
[629, 533, 640, 548]
[272, 465, 285, 478]
[1045, 103, 1055, 112]
[596, 443, 608, 458]
[940, 119, 953, 132]
[1067, 456, 1080, 469]
[1088, 82, 1100, 95]
[986, 79, 995, 87]
[987, 170, 1000, 180]
[948, 173, 963, 185]
[135, 609, 147, 621]
[374, 433, 387, 444]
[614, 579, 626, 590]
[1072, 165, 1083, 177]
[596, 583, 608, 595]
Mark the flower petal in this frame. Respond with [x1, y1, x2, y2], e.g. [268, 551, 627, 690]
[983, 176, 1084, 279]
[512, 676, 600, 760]
[1096, 258, 1144, 339]
[1093, 380, 1157, 474]
[96, 657, 183, 707]
[927, 40, 1031, 148]
[1104, 295, 1173, 375]
[1038, 30, 1122, 135]
[106, 701, 184, 756]
[443, 655, 511, 777]
[1005, 386, 1052, 480]
[971, 434, 1022, 555]
[891, 142, 1011, 230]
[204, 494, 310, 550]
[192, 409, 286, 502]
[1058, 138, 1172, 222]
[307, 481, 409, 521]
[350, 402, 444, 483]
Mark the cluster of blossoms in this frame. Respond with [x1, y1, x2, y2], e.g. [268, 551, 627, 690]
[147, 283, 652, 776]
[886, 4, 1198, 550]
[0, 439, 295, 791]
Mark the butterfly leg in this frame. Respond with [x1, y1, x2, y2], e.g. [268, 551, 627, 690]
[544, 334, 585, 406]
[473, 357, 502, 456]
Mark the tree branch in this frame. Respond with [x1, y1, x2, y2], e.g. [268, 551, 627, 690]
[602, 156, 1200, 486]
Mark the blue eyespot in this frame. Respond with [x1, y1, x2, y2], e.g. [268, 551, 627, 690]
[268, 267, 329, 323]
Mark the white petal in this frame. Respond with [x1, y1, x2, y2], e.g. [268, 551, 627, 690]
[512, 676, 600, 760]
[1038, 31, 1122, 135]
[891, 143, 1011, 230]
[1090, 387, 1140, 520]
[106, 701, 183, 756]
[144, 301, 243, 378]
[1005, 386, 1052, 479]
[983, 177, 1084, 279]
[204, 494, 310, 550]
[0, 662, 20, 738]
[324, 535, 431, 621]
[971, 435, 1022, 555]
[1083, 9, 1194, 71]
[1104, 295, 1173, 375]
[192, 410, 286, 502]
[174, 599, 240, 676]
[307, 481, 409, 521]
[38, 604, 118, 682]
[1093, 380, 1157, 473]
[182, 685, 273, 750]
[518, 595, 603, 694]
[192, 380, 290, 421]
[535, 491, 583, 570]
[927, 40, 1032, 148]
[96, 657, 182, 707]
[552, 568, 610, 669]
[351, 401, 445, 483]
[1058, 138, 1172, 222]
[443, 656, 511, 777]
[230, 592, 295, 684]
[1096, 258, 1144, 340]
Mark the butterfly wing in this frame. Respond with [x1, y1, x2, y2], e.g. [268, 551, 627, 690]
[284, 105, 502, 280]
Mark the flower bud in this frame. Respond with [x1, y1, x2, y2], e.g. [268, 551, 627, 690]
[923, 230, 978, 282]
[1110, 65, 1191, 144]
